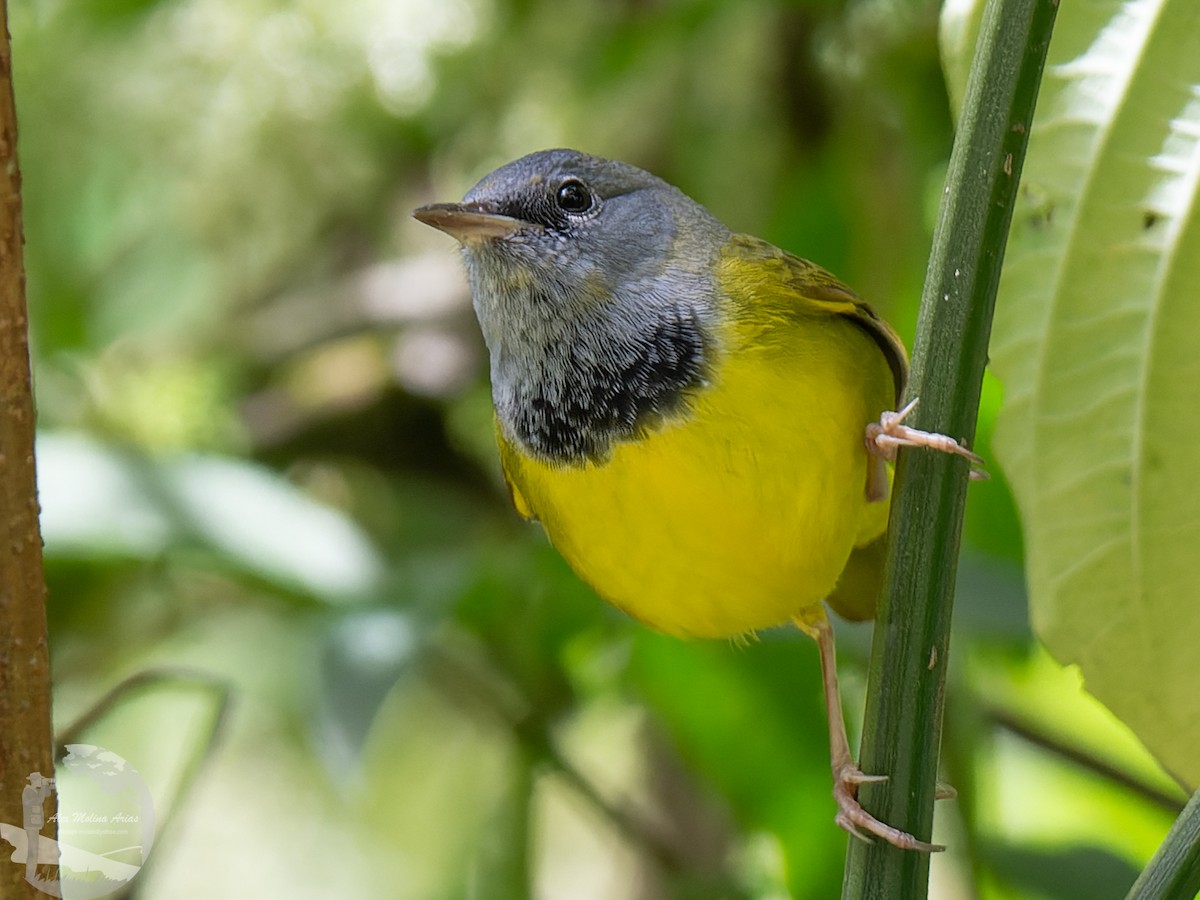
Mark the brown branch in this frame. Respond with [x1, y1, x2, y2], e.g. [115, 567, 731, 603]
[987, 707, 1188, 816]
[0, 1, 56, 896]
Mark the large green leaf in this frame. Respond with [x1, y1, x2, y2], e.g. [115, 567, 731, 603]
[944, 0, 1200, 784]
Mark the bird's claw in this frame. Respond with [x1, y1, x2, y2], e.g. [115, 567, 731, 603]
[842, 770, 888, 786]
[832, 762, 945, 853]
[866, 397, 988, 479]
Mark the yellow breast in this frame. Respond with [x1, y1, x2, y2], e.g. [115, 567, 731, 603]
[497, 309, 895, 639]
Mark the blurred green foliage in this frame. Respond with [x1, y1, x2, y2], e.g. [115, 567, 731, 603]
[12, 0, 1183, 896]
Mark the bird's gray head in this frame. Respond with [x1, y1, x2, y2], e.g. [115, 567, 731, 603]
[414, 149, 731, 465]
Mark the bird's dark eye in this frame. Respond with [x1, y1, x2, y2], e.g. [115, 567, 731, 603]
[556, 179, 594, 214]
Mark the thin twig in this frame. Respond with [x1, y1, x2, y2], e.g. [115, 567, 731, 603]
[56, 667, 233, 900]
[988, 707, 1187, 816]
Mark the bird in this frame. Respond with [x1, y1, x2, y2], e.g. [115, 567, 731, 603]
[414, 148, 980, 852]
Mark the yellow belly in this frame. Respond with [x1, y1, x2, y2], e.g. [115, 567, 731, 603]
[498, 317, 894, 639]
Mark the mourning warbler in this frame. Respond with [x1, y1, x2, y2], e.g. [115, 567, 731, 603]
[414, 149, 979, 851]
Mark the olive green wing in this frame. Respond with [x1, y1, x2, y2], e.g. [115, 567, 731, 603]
[720, 233, 909, 405]
[825, 533, 887, 622]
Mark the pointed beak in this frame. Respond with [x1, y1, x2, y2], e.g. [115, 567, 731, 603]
[412, 202, 533, 243]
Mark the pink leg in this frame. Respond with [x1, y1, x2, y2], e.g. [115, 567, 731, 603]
[796, 608, 944, 853]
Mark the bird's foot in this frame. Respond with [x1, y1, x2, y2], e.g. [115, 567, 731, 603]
[832, 761, 945, 853]
[865, 397, 987, 480]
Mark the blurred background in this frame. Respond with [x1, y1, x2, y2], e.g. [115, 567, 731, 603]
[13, 0, 1186, 896]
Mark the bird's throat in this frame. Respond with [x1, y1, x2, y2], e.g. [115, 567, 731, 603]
[482, 285, 709, 466]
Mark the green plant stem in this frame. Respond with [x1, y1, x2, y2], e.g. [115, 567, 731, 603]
[841, 0, 1058, 896]
[1126, 788, 1200, 900]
